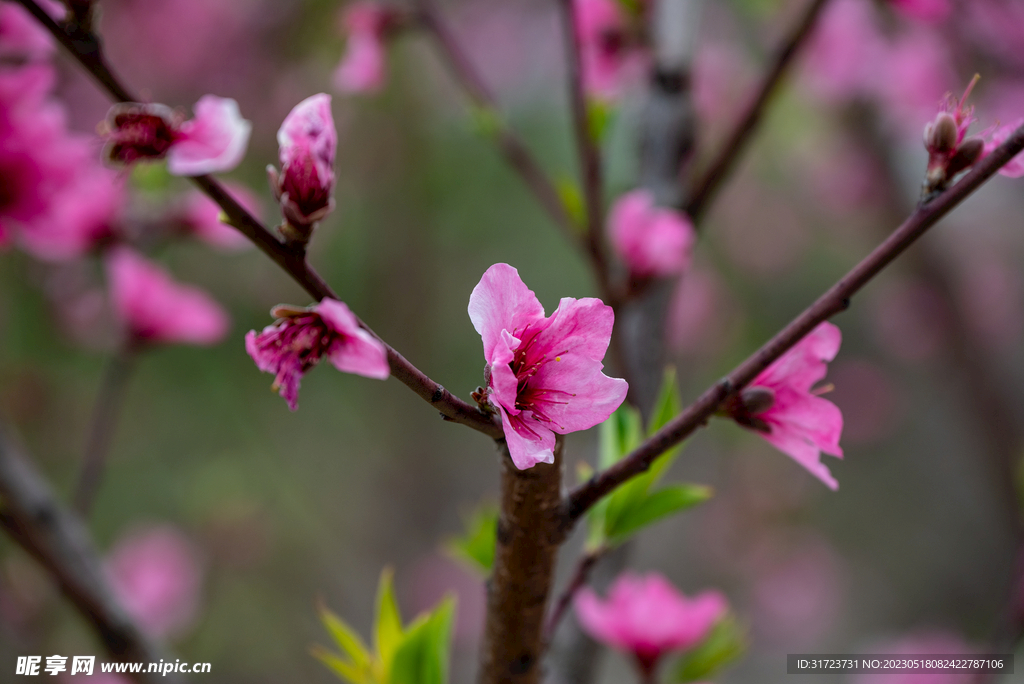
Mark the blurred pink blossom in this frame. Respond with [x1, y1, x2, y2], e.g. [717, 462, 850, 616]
[608, 190, 695, 278]
[983, 119, 1024, 177]
[692, 41, 755, 127]
[106, 247, 230, 346]
[723, 322, 844, 490]
[887, 0, 951, 23]
[107, 525, 203, 640]
[468, 263, 627, 469]
[0, 64, 124, 260]
[101, 95, 251, 176]
[268, 93, 337, 234]
[666, 266, 737, 357]
[749, 534, 846, 648]
[955, 251, 1024, 350]
[876, 28, 957, 134]
[573, 0, 645, 100]
[178, 184, 260, 251]
[964, 1, 1024, 69]
[0, 1, 57, 60]
[575, 572, 726, 677]
[245, 299, 390, 411]
[801, 0, 885, 104]
[334, 2, 391, 94]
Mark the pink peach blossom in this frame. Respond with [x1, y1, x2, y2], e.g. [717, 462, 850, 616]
[0, 1, 55, 60]
[268, 94, 337, 233]
[608, 190, 695, 278]
[106, 247, 229, 346]
[887, 0, 951, 23]
[801, 0, 885, 104]
[101, 95, 251, 176]
[724, 322, 844, 490]
[0, 64, 124, 260]
[106, 525, 203, 640]
[245, 299, 389, 411]
[334, 2, 390, 93]
[575, 572, 726, 677]
[573, 0, 645, 100]
[468, 263, 627, 469]
[178, 184, 260, 250]
[984, 118, 1024, 178]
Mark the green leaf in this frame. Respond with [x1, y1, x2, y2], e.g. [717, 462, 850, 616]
[672, 616, 747, 682]
[388, 597, 456, 684]
[606, 484, 712, 543]
[445, 504, 498, 575]
[319, 604, 373, 671]
[312, 645, 372, 684]
[376, 568, 404, 674]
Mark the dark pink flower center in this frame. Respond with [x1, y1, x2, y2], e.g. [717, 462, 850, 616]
[280, 149, 331, 219]
[507, 325, 573, 429]
[106, 111, 179, 165]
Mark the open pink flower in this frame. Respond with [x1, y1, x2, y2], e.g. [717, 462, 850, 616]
[245, 299, 389, 411]
[575, 572, 727, 678]
[608, 190, 696, 278]
[101, 95, 251, 175]
[723, 322, 844, 490]
[983, 118, 1024, 178]
[178, 183, 259, 250]
[574, 0, 645, 100]
[333, 2, 391, 93]
[106, 247, 229, 346]
[468, 263, 627, 469]
[107, 525, 203, 640]
[268, 94, 337, 237]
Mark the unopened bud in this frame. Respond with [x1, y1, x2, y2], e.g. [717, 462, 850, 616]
[924, 112, 958, 155]
[946, 137, 985, 178]
[270, 304, 312, 319]
[739, 386, 775, 415]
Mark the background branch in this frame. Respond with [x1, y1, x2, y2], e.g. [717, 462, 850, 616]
[0, 422, 182, 683]
[413, 0, 580, 247]
[685, 0, 831, 223]
[15, 0, 503, 440]
[565, 121, 1024, 528]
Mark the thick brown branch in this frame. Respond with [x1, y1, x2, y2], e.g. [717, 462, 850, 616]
[0, 423, 181, 683]
[479, 439, 564, 684]
[685, 0, 831, 223]
[16, 0, 502, 440]
[413, 0, 579, 247]
[564, 122, 1024, 528]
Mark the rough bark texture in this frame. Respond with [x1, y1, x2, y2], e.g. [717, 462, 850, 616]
[479, 439, 564, 684]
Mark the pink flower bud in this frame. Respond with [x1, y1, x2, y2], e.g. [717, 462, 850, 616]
[268, 94, 337, 243]
[101, 95, 251, 176]
[608, 190, 696, 279]
[983, 118, 1024, 178]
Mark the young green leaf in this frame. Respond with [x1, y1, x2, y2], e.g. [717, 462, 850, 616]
[605, 484, 712, 543]
[445, 503, 498, 575]
[311, 645, 372, 684]
[672, 615, 747, 682]
[375, 568, 404, 673]
[319, 604, 373, 671]
[387, 596, 456, 684]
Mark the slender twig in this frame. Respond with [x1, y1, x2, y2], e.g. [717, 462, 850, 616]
[556, 0, 613, 299]
[543, 548, 604, 644]
[74, 347, 137, 516]
[685, 0, 831, 223]
[563, 122, 1024, 528]
[16, 0, 503, 440]
[413, 0, 580, 248]
[0, 423, 183, 683]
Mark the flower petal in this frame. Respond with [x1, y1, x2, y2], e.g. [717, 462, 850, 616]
[500, 407, 556, 470]
[528, 354, 627, 433]
[316, 298, 390, 380]
[468, 263, 546, 365]
[167, 96, 251, 175]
